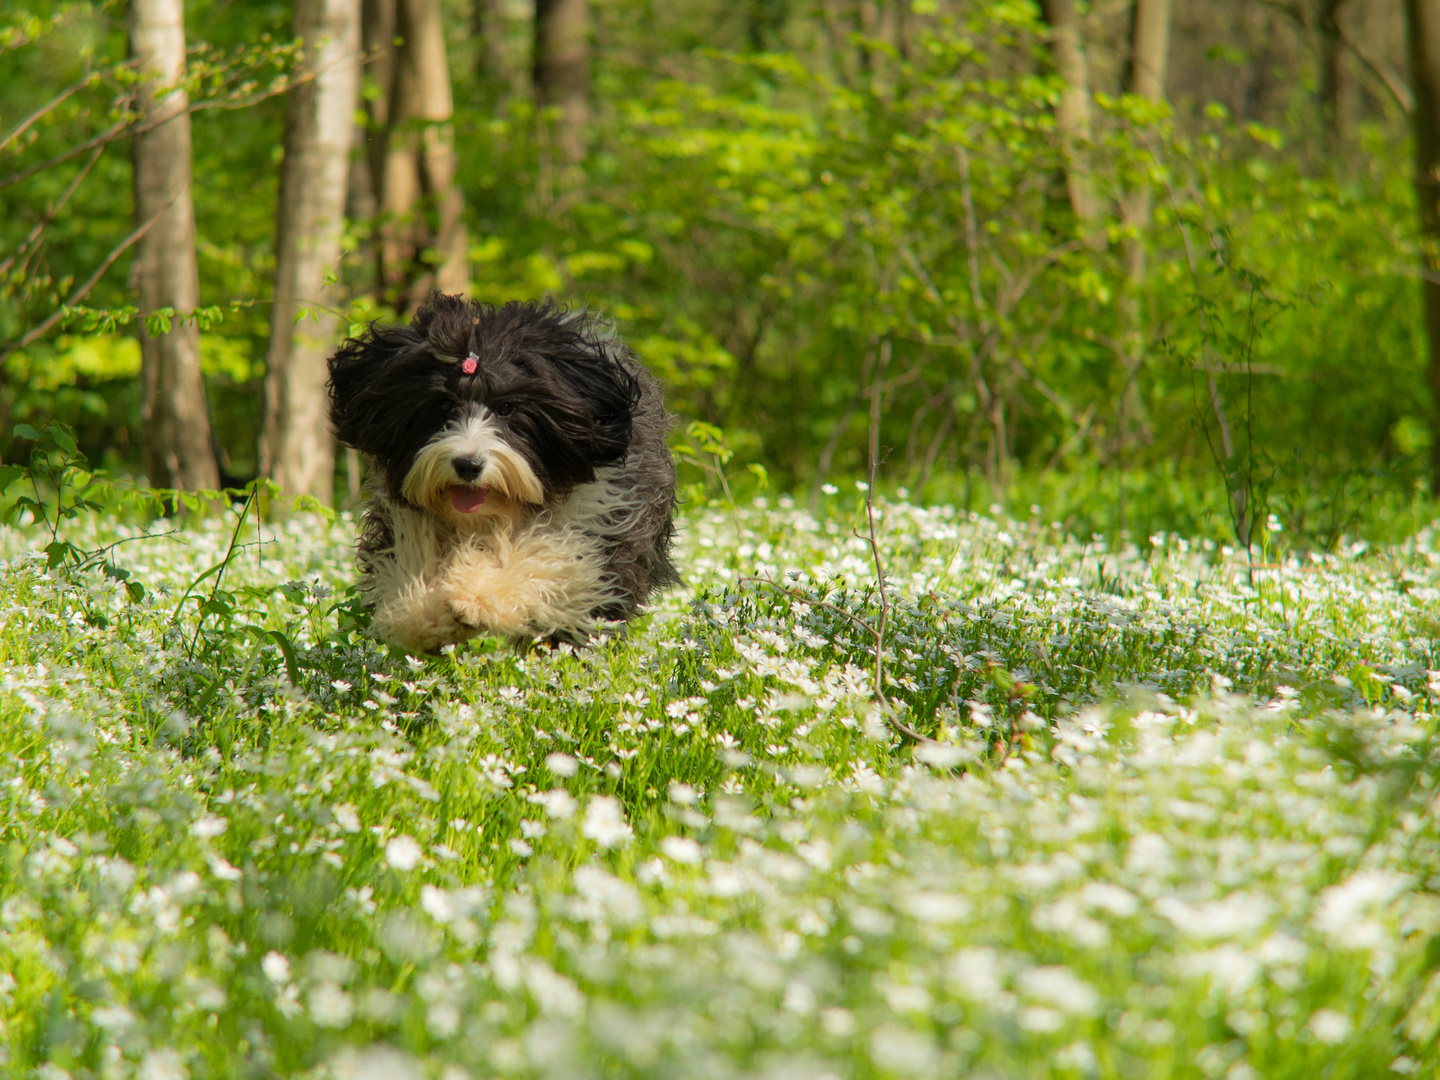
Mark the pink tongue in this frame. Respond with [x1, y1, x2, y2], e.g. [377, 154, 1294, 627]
[449, 486, 488, 513]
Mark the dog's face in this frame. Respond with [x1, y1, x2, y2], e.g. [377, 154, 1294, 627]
[327, 296, 640, 527]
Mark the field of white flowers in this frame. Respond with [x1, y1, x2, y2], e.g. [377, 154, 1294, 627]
[2, 488, 1440, 1080]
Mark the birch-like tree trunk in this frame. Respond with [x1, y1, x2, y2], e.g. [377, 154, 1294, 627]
[1404, 0, 1440, 487]
[534, 0, 590, 164]
[130, 0, 218, 492]
[368, 0, 469, 309]
[1038, 0, 1102, 237]
[259, 0, 362, 505]
[1114, 0, 1172, 500]
[1121, 0, 1172, 283]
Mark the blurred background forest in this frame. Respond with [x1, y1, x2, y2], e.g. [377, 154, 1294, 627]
[0, 0, 1434, 546]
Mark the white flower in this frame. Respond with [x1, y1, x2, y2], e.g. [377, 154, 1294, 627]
[189, 815, 227, 839]
[309, 982, 355, 1028]
[1313, 870, 1412, 948]
[534, 788, 577, 820]
[427, 1000, 461, 1037]
[1308, 1008, 1353, 1044]
[138, 1049, 187, 1080]
[385, 835, 423, 871]
[333, 804, 361, 833]
[262, 951, 291, 985]
[206, 853, 243, 882]
[545, 752, 579, 777]
[329, 1045, 421, 1080]
[581, 797, 632, 848]
[1016, 966, 1100, 1016]
[902, 891, 969, 924]
[420, 885, 455, 923]
[949, 947, 1002, 1001]
[660, 836, 702, 865]
[91, 1004, 136, 1031]
[1154, 893, 1270, 941]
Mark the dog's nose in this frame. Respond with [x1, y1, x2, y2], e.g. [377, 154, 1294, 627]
[452, 456, 484, 482]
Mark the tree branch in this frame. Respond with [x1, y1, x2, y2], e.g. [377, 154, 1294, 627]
[0, 196, 176, 364]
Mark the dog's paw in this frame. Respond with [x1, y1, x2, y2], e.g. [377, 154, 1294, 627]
[444, 578, 537, 638]
[373, 581, 476, 653]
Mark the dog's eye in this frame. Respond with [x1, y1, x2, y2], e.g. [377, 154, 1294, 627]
[491, 401, 515, 417]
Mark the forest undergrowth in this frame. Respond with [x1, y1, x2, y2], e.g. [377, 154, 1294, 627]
[3, 482, 1440, 1078]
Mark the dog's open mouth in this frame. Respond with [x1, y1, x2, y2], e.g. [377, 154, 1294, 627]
[449, 486, 489, 513]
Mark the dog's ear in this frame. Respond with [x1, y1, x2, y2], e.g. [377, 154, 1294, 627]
[327, 321, 424, 450]
[504, 315, 643, 491]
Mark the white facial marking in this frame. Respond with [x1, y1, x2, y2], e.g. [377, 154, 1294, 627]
[401, 407, 545, 518]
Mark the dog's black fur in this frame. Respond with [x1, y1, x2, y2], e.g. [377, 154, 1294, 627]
[327, 295, 678, 646]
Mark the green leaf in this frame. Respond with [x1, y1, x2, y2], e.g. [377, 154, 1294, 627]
[0, 464, 23, 495]
[45, 541, 76, 569]
[45, 422, 78, 457]
[267, 629, 303, 687]
[11, 424, 39, 441]
[125, 581, 146, 603]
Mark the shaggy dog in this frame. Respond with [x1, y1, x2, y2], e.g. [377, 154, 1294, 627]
[326, 295, 678, 652]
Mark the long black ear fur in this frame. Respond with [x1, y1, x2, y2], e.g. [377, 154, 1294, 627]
[327, 321, 428, 452]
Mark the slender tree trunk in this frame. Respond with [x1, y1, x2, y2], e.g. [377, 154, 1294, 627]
[1405, 0, 1440, 488]
[1125, 0, 1171, 102]
[1038, 0, 1103, 239]
[473, 0, 508, 88]
[1318, 0, 1350, 153]
[129, 0, 218, 492]
[1107, 0, 1172, 526]
[259, 0, 362, 505]
[534, 0, 590, 164]
[370, 0, 469, 309]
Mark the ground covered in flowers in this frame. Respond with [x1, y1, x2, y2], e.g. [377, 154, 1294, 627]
[2, 491, 1440, 1079]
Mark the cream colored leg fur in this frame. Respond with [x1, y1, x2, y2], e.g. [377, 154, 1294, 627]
[363, 502, 624, 653]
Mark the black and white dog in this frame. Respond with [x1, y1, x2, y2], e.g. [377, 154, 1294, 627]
[327, 295, 678, 652]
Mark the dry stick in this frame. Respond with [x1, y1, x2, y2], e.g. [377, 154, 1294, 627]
[856, 456, 939, 745]
[0, 77, 93, 154]
[0, 68, 320, 192]
[0, 197, 175, 363]
[0, 142, 106, 280]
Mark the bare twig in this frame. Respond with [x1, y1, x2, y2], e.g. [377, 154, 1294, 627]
[0, 74, 98, 154]
[0, 69, 317, 192]
[0, 195, 176, 363]
[740, 576, 879, 640]
[0, 141, 105, 279]
[855, 456, 938, 745]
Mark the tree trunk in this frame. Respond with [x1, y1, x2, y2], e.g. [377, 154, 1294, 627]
[1318, 0, 1350, 153]
[371, 0, 469, 309]
[473, 0, 508, 88]
[1121, 0, 1172, 283]
[129, 0, 219, 492]
[1405, 0, 1440, 488]
[1037, 0, 1103, 239]
[1113, 0, 1171, 509]
[534, 0, 590, 165]
[259, 0, 362, 505]
[1125, 0, 1172, 102]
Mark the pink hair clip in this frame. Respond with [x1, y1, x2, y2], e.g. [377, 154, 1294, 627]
[462, 352, 479, 375]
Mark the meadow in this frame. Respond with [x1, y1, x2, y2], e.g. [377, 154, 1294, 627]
[1, 479, 1439, 1079]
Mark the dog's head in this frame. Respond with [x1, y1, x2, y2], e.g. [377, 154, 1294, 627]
[327, 295, 640, 526]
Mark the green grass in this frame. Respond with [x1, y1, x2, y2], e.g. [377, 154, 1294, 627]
[2, 490, 1440, 1079]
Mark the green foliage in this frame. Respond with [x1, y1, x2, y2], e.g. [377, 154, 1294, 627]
[0, 1, 1429, 542]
